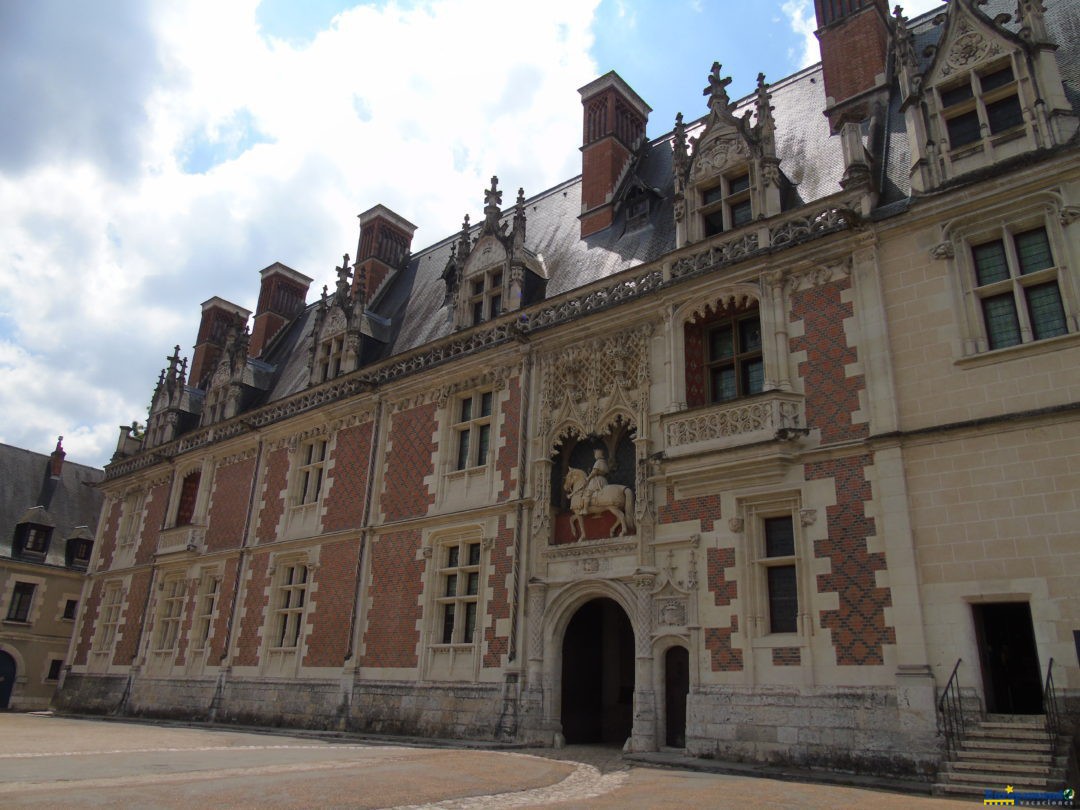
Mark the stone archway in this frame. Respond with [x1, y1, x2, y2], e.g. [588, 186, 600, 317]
[559, 597, 635, 744]
[0, 650, 16, 709]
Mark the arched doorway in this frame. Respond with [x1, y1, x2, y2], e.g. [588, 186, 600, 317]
[0, 651, 16, 709]
[560, 597, 634, 744]
[664, 646, 689, 747]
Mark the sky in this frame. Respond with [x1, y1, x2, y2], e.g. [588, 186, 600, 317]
[0, 0, 945, 469]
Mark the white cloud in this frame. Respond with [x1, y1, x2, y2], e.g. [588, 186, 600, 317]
[0, 0, 601, 467]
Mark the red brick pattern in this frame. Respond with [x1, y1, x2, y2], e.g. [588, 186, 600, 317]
[819, 9, 888, 126]
[98, 499, 122, 570]
[323, 422, 374, 532]
[234, 553, 271, 667]
[790, 278, 868, 445]
[361, 529, 423, 668]
[304, 538, 361, 667]
[135, 481, 170, 565]
[381, 404, 436, 522]
[71, 579, 103, 666]
[112, 570, 151, 666]
[704, 621, 743, 671]
[483, 517, 514, 668]
[256, 447, 289, 543]
[706, 547, 738, 606]
[209, 557, 240, 664]
[497, 376, 521, 499]
[657, 486, 722, 532]
[772, 647, 802, 666]
[807, 455, 895, 665]
[207, 457, 255, 552]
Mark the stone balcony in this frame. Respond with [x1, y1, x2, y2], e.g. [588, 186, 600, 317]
[661, 391, 806, 458]
[157, 524, 206, 556]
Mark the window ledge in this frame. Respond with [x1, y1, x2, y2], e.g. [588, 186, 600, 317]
[446, 466, 488, 480]
[2, 619, 30, 626]
[956, 330, 1080, 369]
[750, 633, 804, 649]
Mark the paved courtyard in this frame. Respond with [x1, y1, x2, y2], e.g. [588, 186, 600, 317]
[0, 714, 976, 808]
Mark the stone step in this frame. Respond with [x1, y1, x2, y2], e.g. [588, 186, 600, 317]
[945, 760, 1054, 777]
[933, 782, 992, 798]
[961, 738, 1053, 754]
[955, 749, 1054, 765]
[984, 713, 1045, 725]
[941, 770, 1056, 788]
[966, 726, 1050, 741]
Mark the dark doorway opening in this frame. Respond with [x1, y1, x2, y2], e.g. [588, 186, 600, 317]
[0, 651, 16, 709]
[664, 646, 689, 748]
[560, 598, 634, 744]
[972, 602, 1043, 714]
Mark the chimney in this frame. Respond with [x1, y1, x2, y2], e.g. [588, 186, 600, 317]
[578, 71, 651, 239]
[248, 263, 313, 358]
[189, 297, 252, 388]
[353, 205, 417, 306]
[814, 0, 890, 132]
[49, 436, 65, 478]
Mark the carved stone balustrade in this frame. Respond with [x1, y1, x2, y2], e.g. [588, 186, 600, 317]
[661, 391, 805, 457]
[157, 524, 206, 556]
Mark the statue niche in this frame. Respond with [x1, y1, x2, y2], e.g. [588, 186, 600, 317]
[551, 425, 636, 543]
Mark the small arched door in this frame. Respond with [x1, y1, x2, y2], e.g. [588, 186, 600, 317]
[664, 646, 689, 747]
[560, 598, 635, 744]
[0, 651, 16, 709]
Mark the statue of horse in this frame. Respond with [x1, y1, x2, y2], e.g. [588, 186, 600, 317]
[563, 466, 635, 540]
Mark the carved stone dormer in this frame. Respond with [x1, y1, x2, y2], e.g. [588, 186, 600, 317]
[200, 322, 254, 426]
[444, 176, 547, 330]
[308, 254, 365, 386]
[146, 345, 198, 448]
[901, 0, 1078, 193]
[673, 64, 785, 249]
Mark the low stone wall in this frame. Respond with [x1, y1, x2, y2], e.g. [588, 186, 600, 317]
[126, 677, 218, 721]
[348, 682, 504, 740]
[53, 673, 128, 714]
[686, 685, 941, 779]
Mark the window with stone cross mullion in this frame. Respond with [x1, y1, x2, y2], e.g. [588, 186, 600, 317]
[153, 577, 186, 653]
[297, 439, 327, 505]
[453, 392, 493, 471]
[274, 563, 308, 649]
[436, 540, 481, 645]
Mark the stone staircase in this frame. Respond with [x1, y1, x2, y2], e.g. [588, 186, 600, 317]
[933, 714, 1069, 799]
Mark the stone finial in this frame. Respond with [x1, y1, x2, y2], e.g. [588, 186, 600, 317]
[703, 62, 732, 113]
[335, 253, 351, 298]
[1015, 0, 1049, 45]
[483, 175, 503, 231]
[672, 112, 689, 179]
[513, 187, 527, 242]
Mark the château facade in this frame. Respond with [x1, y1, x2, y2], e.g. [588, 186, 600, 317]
[58, 0, 1078, 781]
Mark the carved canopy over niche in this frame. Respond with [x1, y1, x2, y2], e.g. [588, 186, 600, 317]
[672, 64, 784, 248]
[308, 254, 365, 386]
[538, 323, 652, 443]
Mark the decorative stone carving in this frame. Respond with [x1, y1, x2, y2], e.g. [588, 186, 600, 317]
[930, 242, 955, 260]
[1060, 206, 1080, 226]
[799, 508, 817, 527]
[664, 394, 804, 448]
[563, 461, 635, 540]
[657, 598, 687, 627]
[728, 518, 744, 534]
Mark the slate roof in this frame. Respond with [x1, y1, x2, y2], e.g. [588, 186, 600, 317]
[231, 2, 1080, 412]
[0, 443, 104, 566]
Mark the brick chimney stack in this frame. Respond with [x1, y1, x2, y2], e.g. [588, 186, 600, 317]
[353, 205, 417, 305]
[189, 297, 252, 388]
[248, 263, 313, 359]
[578, 71, 651, 239]
[814, 0, 891, 132]
[49, 436, 65, 478]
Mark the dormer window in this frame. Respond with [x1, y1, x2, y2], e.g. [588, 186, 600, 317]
[317, 335, 345, 382]
[939, 61, 1023, 152]
[470, 270, 503, 326]
[701, 171, 753, 237]
[14, 524, 51, 560]
[66, 537, 93, 569]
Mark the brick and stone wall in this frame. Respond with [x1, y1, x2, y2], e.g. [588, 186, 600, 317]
[360, 529, 423, 668]
[206, 456, 256, 552]
[304, 538, 361, 668]
[381, 404, 436, 522]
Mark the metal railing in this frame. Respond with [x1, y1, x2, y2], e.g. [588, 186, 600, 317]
[938, 658, 966, 758]
[1043, 657, 1059, 746]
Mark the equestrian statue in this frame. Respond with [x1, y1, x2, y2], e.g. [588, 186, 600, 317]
[563, 449, 635, 539]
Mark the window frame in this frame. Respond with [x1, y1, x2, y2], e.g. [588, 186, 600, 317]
[46, 659, 63, 682]
[270, 560, 309, 652]
[937, 59, 1025, 155]
[945, 204, 1078, 361]
[189, 574, 220, 656]
[295, 437, 328, 507]
[700, 170, 753, 237]
[452, 391, 494, 472]
[14, 523, 51, 560]
[433, 538, 484, 647]
[62, 598, 78, 621]
[317, 333, 345, 383]
[739, 493, 811, 649]
[468, 269, 504, 326]
[6, 581, 36, 623]
[151, 575, 187, 657]
[117, 491, 145, 550]
[93, 582, 124, 655]
[705, 308, 764, 404]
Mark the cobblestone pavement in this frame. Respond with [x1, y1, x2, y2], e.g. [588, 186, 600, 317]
[0, 714, 976, 809]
